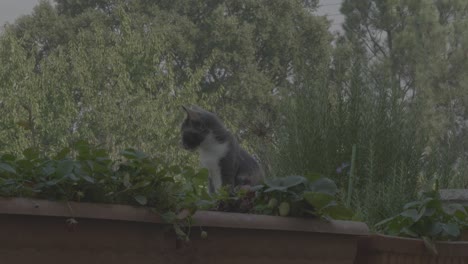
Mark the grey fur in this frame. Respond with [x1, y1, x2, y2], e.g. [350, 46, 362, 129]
[180, 106, 264, 193]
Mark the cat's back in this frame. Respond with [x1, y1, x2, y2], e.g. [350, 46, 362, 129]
[235, 148, 264, 185]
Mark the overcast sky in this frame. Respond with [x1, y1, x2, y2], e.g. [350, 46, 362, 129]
[0, 0, 40, 27]
[0, 0, 344, 31]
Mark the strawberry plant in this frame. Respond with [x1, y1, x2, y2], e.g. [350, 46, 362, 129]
[376, 190, 468, 240]
[196, 175, 354, 221]
[0, 143, 355, 242]
[375, 185, 468, 254]
[0, 141, 200, 213]
[255, 175, 353, 220]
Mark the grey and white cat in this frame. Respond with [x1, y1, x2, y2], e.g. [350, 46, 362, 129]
[180, 105, 264, 194]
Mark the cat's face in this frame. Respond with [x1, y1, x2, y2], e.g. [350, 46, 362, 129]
[180, 106, 211, 150]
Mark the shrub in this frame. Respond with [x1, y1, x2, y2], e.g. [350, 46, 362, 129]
[375, 183, 468, 253]
[0, 141, 198, 213]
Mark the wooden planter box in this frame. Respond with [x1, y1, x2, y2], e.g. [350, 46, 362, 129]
[0, 197, 368, 264]
[355, 234, 468, 264]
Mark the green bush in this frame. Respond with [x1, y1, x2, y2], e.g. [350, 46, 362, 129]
[376, 189, 468, 242]
[196, 175, 354, 221]
[0, 141, 198, 213]
[1, 143, 355, 241]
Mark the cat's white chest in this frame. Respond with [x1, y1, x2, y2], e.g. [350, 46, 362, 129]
[198, 134, 228, 191]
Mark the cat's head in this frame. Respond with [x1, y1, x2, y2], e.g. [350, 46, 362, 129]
[180, 105, 226, 150]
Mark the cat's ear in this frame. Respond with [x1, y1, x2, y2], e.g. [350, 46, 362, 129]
[182, 105, 199, 120]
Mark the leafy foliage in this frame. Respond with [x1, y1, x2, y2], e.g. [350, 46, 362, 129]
[0, 141, 197, 212]
[0, 143, 353, 221]
[0, 144, 354, 241]
[376, 188, 468, 243]
[199, 175, 354, 221]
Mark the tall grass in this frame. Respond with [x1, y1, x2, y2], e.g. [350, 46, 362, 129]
[265, 55, 434, 225]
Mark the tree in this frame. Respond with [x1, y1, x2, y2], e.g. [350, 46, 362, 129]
[0, 0, 331, 168]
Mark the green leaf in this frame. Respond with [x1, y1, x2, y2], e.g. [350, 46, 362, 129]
[399, 227, 419, 238]
[75, 140, 91, 158]
[309, 177, 338, 195]
[23, 147, 40, 160]
[85, 160, 94, 171]
[442, 223, 460, 238]
[159, 177, 175, 183]
[400, 209, 420, 221]
[248, 185, 265, 192]
[41, 162, 55, 176]
[1, 154, 16, 161]
[442, 203, 467, 216]
[194, 168, 209, 180]
[387, 220, 408, 236]
[321, 204, 354, 220]
[46, 179, 59, 186]
[56, 160, 74, 177]
[16, 159, 34, 171]
[429, 222, 443, 237]
[0, 163, 16, 174]
[121, 149, 147, 160]
[375, 216, 397, 227]
[82, 175, 95, 183]
[132, 181, 150, 189]
[168, 165, 182, 174]
[180, 167, 195, 178]
[264, 186, 288, 192]
[424, 198, 441, 210]
[303, 191, 335, 210]
[1, 178, 16, 185]
[403, 200, 421, 210]
[424, 207, 436, 217]
[264, 175, 307, 192]
[55, 147, 70, 160]
[134, 195, 147, 205]
[415, 206, 427, 222]
[68, 173, 79, 181]
[303, 172, 323, 182]
[94, 149, 108, 158]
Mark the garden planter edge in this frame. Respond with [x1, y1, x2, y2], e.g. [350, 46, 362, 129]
[0, 197, 370, 264]
[0, 196, 368, 235]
